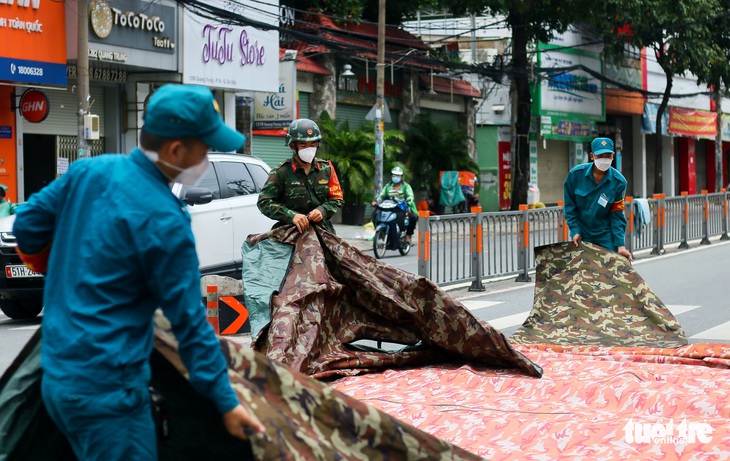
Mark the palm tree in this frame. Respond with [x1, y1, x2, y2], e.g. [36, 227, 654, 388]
[317, 111, 404, 205]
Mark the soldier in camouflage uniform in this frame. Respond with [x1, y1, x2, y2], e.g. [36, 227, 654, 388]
[257, 118, 344, 234]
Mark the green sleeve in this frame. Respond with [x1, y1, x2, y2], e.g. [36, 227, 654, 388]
[257, 169, 296, 223]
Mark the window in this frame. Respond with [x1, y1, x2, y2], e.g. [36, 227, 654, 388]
[219, 161, 256, 197]
[184, 162, 221, 199]
[247, 163, 270, 192]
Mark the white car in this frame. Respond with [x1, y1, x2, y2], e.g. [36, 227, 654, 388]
[0, 153, 275, 319]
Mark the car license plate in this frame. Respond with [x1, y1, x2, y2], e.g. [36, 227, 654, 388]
[5, 265, 43, 278]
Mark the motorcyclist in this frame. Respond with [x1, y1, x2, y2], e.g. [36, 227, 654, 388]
[372, 167, 418, 242]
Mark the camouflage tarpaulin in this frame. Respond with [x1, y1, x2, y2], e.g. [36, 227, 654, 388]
[243, 225, 542, 380]
[0, 321, 486, 460]
[153, 321, 486, 461]
[510, 241, 687, 348]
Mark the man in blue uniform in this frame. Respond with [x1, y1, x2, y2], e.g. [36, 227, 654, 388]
[563, 137, 633, 261]
[13, 84, 264, 460]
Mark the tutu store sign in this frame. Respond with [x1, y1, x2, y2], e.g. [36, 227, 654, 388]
[183, 1, 279, 92]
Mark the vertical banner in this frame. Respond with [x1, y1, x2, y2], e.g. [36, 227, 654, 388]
[569, 141, 586, 169]
[722, 114, 730, 142]
[0, 87, 16, 202]
[498, 127, 511, 210]
[529, 134, 539, 186]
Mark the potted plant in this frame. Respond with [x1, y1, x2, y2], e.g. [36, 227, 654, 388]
[318, 111, 404, 225]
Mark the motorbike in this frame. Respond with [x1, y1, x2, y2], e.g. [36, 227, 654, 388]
[372, 199, 411, 258]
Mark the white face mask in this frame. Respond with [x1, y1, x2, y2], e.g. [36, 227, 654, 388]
[593, 158, 612, 172]
[297, 147, 317, 164]
[143, 149, 210, 187]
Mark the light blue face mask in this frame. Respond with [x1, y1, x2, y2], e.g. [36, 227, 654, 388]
[392, 176, 402, 184]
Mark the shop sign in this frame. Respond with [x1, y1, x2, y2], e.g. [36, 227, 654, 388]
[0, 126, 11, 139]
[67, 65, 127, 83]
[20, 89, 49, 123]
[535, 43, 605, 123]
[0, 0, 67, 86]
[540, 115, 598, 142]
[253, 61, 296, 129]
[183, 0, 279, 91]
[668, 107, 716, 138]
[88, 0, 176, 54]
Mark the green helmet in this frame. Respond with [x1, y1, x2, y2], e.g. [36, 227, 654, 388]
[285, 118, 322, 146]
[391, 166, 404, 176]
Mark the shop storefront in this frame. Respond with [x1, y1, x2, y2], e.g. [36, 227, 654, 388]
[0, 0, 67, 201]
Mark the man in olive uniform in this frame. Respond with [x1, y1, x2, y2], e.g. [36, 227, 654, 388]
[563, 137, 632, 261]
[257, 118, 344, 234]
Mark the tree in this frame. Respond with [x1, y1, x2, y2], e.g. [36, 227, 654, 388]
[593, 0, 721, 194]
[403, 115, 478, 201]
[689, 0, 730, 190]
[430, 0, 586, 209]
[317, 111, 405, 205]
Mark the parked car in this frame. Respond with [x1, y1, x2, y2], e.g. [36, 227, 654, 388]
[0, 153, 275, 319]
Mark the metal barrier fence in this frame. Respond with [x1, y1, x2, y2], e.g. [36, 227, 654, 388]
[417, 191, 730, 288]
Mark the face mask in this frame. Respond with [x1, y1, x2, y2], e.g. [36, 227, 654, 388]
[297, 147, 317, 164]
[392, 176, 402, 184]
[594, 158, 612, 172]
[143, 149, 210, 187]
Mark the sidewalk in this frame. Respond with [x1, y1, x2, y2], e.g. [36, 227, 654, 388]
[334, 223, 373, 253]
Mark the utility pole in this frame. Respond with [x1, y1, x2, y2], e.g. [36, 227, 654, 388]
[77, 0, 90, 158]
[374, 0, 385, 195]
[715, 87, 723, 191]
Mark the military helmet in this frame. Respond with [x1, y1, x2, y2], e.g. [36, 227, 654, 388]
[285, 118, 322, 146]
[391, 166, 404, 176]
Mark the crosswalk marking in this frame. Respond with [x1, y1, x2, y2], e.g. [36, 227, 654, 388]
[486, 311, 530, 329]
[461, 302, 703, 332]
[666, 305, 700, 316]
[460, 300, 502, 311]
[690, 321, 730, 340]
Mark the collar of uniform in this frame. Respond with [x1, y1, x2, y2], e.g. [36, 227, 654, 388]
[290, 157, 321, 172]
[130, 147, 171, 185]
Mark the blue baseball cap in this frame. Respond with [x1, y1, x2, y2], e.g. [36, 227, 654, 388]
[591, 137, 614, 155]
[143, 84, 245, 152]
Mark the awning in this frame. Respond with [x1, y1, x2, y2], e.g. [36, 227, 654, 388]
[420, 74, 481, 98]
[278, 48, 332, 76]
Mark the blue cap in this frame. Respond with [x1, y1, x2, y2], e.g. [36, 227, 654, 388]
[591, 137, 614, 155]
[143, 84, 245, 152]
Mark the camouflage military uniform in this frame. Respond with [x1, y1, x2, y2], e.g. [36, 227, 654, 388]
[257, 157, 344, 234]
